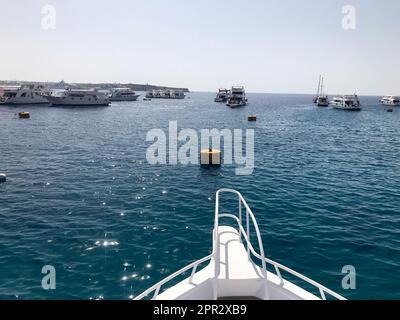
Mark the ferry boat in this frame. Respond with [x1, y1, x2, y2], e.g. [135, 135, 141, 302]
[380, 96, 400, 106]
[134, 189, 346, 301]
[226, 86, 247, 108]
[145, 89, 185, 99]
[0, 84, 49, 105]
[44, 89, 110, 106]
[330, 95, 361, 111]
[109, 88, 140, 102]
[214, 88, 230, 103]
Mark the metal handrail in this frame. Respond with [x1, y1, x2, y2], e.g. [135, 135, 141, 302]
[133, 254, 213, 300]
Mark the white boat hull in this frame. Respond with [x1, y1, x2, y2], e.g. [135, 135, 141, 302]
[46, 96, 109, 106]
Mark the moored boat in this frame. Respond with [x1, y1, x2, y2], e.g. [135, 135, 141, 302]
[109, 88, 140, 102]
[330, 94, 361, 111]
[0, 84, 49, 105]
[214, 88, 230, 103]
[226, 86, 247, 108]
[44, 88, 110, 106]
[380, 96, 400, 106]
[134, 189, 346, 301]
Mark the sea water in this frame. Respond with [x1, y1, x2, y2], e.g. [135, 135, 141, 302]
[0, 92, 399, 299]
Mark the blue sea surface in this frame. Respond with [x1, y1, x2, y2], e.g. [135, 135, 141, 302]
[0, 92, 399, 300]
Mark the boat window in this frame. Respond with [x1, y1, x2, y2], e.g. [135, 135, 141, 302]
[21, 92, 27, 97]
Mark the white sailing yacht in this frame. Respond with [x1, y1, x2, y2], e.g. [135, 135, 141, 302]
[313, 75, 329, 107]
[134, 189, 346, 301]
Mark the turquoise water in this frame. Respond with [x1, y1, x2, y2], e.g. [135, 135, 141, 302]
[0, 93, 399, 300]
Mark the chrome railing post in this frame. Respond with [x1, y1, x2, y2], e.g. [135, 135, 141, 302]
[238, 196, 242, 243]
[246, 208, 250, 259]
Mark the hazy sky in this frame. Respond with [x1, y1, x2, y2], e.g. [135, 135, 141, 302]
[1, 0, 399, 94]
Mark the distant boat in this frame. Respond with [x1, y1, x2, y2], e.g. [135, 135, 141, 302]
[313, 75, 322, 104]
[146, 89, 185, 99]
[380, 96, 400, 106]
[316, 77, 329, 107]
[226, 86, 247, 108]
[0, 84, 49, 105]
[330, 94, 361, 111]
[109, 88, 140, 102]
[44, 89, 110, 106]
[214, 88, 230, 103]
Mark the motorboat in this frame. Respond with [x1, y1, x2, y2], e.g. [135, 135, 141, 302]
[214, 88, 230, 103]
[134, 189, 346, 301]
[330, 95, 361, 111]
[145, 89, 185, 99]
[109, 88, 140, 102]
[0, 84, 49, 105]
[44, 88, 110, 106]
[226, 86, 247, 108]
[380, 96, 400, 106]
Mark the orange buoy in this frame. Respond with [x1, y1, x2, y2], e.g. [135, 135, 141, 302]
[200, 148, 221, 166]
[19, 112, 30, 119]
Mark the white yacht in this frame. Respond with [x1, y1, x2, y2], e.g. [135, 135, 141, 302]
[109, 88, 140, 102]
[44, 88, 110, 106]
[134, 189, 346, 301]
[380, 96, 400, 106]
[214, 88, 230, 103]
[0, 84, 49, 105]
[145, 89, 185, 99]
[330, 95, 361, 111]
[226, 86, 247, 108]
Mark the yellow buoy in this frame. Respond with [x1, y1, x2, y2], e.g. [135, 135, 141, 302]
[19, 112, 30, 119]
[248, 115, 257, 121]
[200, 148, 221, 166]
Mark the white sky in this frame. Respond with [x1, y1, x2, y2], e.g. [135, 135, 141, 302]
[0, 0, 399, 95]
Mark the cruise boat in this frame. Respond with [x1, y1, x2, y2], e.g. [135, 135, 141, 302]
[226, 86, 247, 108]
[109, 88, 140, 102]
[44, 88, 110, 106]
[214, 88, 230, 103]
[134, 189, 346, 301]
[380, 96, 400, 106]
[0, 84, 49, 105]
[330, 95, 361, 111]
[145, 89, 185, 99]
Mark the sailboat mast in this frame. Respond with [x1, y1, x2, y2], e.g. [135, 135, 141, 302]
[316, 75, 322, 97]
[320, 77, 324, 96]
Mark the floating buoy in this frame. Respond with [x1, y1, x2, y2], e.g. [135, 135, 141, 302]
[248, 115, 257, 121]
[19, 112, 30, 119]
[0, 173, 6, 183]
[200, 148, 221, 166]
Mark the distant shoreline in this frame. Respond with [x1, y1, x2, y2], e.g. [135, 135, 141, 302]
[0, 80, 190, 93]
